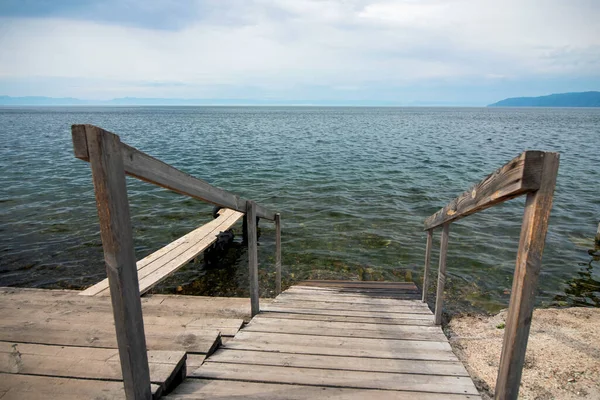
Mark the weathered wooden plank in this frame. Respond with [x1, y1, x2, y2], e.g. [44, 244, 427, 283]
[247, 316, 441, 333]
[434, 223, 450, 325]
[284, 287, 421, 299]
[422, 229, 433, 302]
[0, 373, 161, 400]
[81, 209, 243, 297]
[271, 300, 431, 314]
[276, 293, 427, 306]
[259, 311, 435, 326]
[244, 319, 446, 341]
[262, 306, 433, 319]
[205, 348, 469, 376]
[297, 280, 417, 289]
[0, 342, 185, 393]
[495, 152, 560, 400]
[80, 124, 152, 399]
[424, 151, 544, 230]
[166, 379, 478, 399]
[247, 200, 260, 317]
[192, 362, 479, 395]
[72, 124, 276, 220]
[275, 213, 282, 295]
[0, 319, 221, 354]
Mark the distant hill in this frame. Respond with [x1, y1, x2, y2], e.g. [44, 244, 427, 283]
[488, 91, 600, 107]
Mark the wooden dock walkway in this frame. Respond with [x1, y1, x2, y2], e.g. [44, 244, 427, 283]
[165, 280, 479, 399]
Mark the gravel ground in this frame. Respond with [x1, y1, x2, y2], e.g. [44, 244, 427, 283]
[447, 307, 600, 400]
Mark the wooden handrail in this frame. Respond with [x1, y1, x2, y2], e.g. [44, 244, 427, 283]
[424, 151, 545, 230]
[72, 124, 282, 399]
[421, 150, 559, 400]
[72, 124, 276, 221]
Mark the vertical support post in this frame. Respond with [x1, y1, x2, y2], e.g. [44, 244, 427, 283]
[422, 229, 433, 303]
[75, 125, 151, 400]
[595, 221, 600, 248]
[434, 223, 450, 325]
[247, 200, 260, 317]
[275, 213, 282, 295]
[495, 153, 559, 400]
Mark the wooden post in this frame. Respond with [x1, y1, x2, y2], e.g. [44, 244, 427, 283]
[495, 153, 559, 400]
[595, 221, 600, 248]
[75, 125, 152, 400]
[275, 213, 282, 295]
[247, 200, 260, 317]
[434, 223, 449, 325]
[422, 229, 433, 303]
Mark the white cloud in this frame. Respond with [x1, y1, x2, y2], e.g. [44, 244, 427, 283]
[0, 0, 598, 99]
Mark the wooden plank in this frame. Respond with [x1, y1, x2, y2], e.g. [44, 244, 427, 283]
[0, 373, 162, 400]
[192, 362, 479, 395]
[165, 379, 477, 400]
[79, 124, 152, 399]
[297, 281, 418, 289]
[276, 293, 427, 306]
[424, 151, 544, 230]
[0, 319, 221, 354]
[422, 229, 433, 302]
[259, 312, 435, 326]
[284, 287, 421, 300]
[0, 342, 185, 393]
[262, 306, 433, 319]
[72, 124, 276, 220]
[81, 209, 243, 297]
[271, 300, 431, 314]
[244, 319, 446, 341]
[495, 152, 559, 400]
[205, 348, 469, 376]
[247, 200, 260, 317]
[275, 213, 282, 295]
[434, 223, 450, 325]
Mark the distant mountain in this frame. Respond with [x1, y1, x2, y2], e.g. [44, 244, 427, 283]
[0, 95, 89, 105]
[488, 91, 600, 107]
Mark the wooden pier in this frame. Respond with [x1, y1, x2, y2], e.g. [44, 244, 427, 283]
[0, 125, 560, 399]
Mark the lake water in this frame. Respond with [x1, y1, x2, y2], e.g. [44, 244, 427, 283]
[1, 106, 598, 313]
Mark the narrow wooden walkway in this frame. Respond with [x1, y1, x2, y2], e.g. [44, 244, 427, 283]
[80, 209, 243, 297]
[166, 281, 480, 399]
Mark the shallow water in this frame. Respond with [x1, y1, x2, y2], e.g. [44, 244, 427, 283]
[0, 106, 598, 313]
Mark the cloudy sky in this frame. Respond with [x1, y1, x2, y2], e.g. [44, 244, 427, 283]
[0, 0, 599, 105]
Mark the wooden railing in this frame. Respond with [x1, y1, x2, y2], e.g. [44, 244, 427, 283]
[71, 124, 281, 400]
[421, 150, 559, 400]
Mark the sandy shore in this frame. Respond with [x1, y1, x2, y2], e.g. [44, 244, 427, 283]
[447, 307, 600, 399]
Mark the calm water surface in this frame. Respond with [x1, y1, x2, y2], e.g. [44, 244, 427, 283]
[1, 107, 598, 313]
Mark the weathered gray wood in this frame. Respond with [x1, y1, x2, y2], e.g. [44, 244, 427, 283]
[422, 229, 433, 302]
[298, 280, 417, 289]
[271, 300, 431, 314]
[192, 362, 479, 395]
[0, 318, 221, 354]
[495, 152, 559, 400]
[276, 293, 427, 306]
[81, 209, 243, 297]
[0, 373, 162, 400]
[263, 306, 434, 319]
[80, 124, 152, 400]
[166, 380, 476, 400]
[247, 200, 260, 317]
[72, 124, 275, 220]
[595, 221, 600, 247]
[275, 213, 282, 295]
[206, 348, 468, 376]
[244, 319, 446, 341]
[0, 342, 185, 393]
[259, 311, 435, 326]
[424, 151, 544, 230]
[434, 223, 450, 325]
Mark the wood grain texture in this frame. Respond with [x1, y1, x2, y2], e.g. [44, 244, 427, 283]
[80, 209, 243, 297]
[422, 229, 433, 302]
[247, 200, 260, 317]
[434, 223, 450, 325]
[259, 311, 435, 326]
[72, 124, 276, 220]
[424, 151, 544, 230]
[82, 124, 152, 400]
[275, 213, 282, 295]
[495, 152, 559, 400]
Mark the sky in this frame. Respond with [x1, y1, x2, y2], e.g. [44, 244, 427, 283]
[0, 0, 599, 105]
